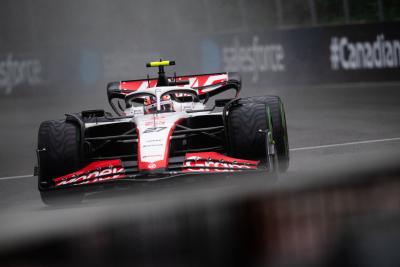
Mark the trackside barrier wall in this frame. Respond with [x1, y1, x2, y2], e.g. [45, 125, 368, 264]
[199, 22, 400, 86]
[1, 22, 400, 96]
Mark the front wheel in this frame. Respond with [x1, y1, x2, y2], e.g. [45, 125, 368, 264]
[37, 120, 84, 204]
[226, 96, 289, 172]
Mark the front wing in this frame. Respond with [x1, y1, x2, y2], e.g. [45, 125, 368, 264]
[50, 152, 261, 189]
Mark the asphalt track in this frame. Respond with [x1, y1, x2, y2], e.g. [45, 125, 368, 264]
[0, 82, 400, 214]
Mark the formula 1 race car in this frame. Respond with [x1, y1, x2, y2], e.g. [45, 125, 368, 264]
[36, 60, 289, 203]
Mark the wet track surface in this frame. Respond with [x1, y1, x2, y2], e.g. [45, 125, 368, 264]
[0, 83, 400, 214]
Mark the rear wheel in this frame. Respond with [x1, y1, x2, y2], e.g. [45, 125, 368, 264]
[227, 96, 289, 172]
[37, 120, 84, 204]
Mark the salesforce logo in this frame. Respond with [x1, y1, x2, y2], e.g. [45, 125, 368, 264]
[222, 36, 285, 83]
[330, 35, 400, 71]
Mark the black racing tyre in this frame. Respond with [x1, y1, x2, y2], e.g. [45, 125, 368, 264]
[37, 120, 84, 187]
[227, 96, 289, 172]
[245, 96, 289, 171]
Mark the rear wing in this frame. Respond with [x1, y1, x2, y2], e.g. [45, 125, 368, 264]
[107, 72, 241, 115]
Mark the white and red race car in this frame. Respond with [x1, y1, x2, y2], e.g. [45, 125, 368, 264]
[36, 60, 289, 203]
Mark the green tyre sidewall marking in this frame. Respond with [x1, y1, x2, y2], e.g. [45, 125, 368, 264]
[266, 105, 274, 145]
[279, 101, 289, 154]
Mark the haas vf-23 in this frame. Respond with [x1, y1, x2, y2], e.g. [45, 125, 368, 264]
[36, 60, 289, 203]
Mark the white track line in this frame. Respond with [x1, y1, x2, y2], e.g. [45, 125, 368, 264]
[0, 174, 33, 181]
[1, 137, 400, 181]
[290, 137, 400, 152]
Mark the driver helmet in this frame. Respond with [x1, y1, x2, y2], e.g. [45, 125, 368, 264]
[144, 95, 174, 114]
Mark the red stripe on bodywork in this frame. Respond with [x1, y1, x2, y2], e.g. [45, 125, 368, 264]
[120, 79, 157, 91]
[118, 73, 228, 94]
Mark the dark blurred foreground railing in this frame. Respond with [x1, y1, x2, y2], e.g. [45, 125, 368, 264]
[1, 155, 400, 267]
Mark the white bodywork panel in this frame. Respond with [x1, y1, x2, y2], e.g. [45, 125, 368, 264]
[86, 85, 221, 170]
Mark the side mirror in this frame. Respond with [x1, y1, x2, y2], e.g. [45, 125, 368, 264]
[131, 98, 145, 104]
[215, 99, 234, 107]
[81, 109, 106, 119]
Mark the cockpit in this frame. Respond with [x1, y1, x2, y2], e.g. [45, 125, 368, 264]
[124, 88, 204, 116]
